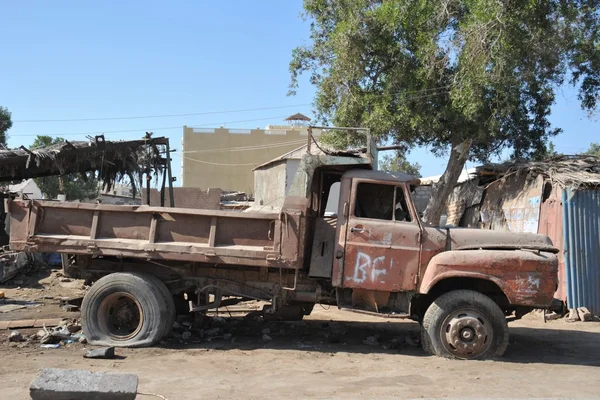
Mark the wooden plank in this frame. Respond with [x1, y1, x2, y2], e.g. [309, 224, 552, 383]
[208, 216, 217, 247]
[148, 215, 158, 244]
[27, 204, 39, 238]
[0, 318, 63, 330]
[90, 211, 100, 240]
[20, 200, 280, 219]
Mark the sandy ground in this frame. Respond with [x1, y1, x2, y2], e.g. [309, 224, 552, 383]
[1, 267, 600, 399]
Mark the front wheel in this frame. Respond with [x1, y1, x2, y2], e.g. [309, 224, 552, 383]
[421, 289, 509, 359]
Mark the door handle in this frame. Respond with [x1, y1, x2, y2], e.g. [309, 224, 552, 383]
[351, 226, 365, 233]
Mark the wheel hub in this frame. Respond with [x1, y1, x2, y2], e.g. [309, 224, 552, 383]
[98, 292, 144, 340]
[441, 310, 493, 359]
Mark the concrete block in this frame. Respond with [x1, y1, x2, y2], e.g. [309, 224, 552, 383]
[84, 347, 115, 359]
[30, 368, 138, 400]
[577, 307, 592, 322]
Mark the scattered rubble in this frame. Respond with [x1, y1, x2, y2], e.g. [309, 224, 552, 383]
[262, 334, 272, 342]
[565, 307, 597, 322]
[9, 330, 23, 342]
[577, 307, 592, 322]
[362, 335, 379, 346]
[0, 251, 43, 284]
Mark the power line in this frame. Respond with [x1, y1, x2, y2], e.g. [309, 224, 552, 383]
[181, 139, 308, 154]
[182, 156, 258, 167]
[13, 85, 454, 124]
[14, 104, 312, 123]
[10, 115, 292, 137]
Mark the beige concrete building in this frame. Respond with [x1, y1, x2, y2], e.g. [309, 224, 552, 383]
[181, 125, 321, 194]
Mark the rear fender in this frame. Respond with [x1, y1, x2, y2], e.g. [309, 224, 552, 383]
[418, 250, 558, 307]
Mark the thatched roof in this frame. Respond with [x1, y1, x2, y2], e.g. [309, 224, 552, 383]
[476, 155, 600, 187]
[284, 113, 311, 122]
[0, 135, 169, 194]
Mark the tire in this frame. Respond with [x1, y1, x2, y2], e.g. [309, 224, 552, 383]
[143, 274, 176, 339]
[421, 289, 509, 360]
[81, 272, 171, 347]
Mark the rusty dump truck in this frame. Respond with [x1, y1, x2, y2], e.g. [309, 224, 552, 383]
[6, 128, 559, 359]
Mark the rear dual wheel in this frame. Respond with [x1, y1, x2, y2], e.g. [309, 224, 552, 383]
[82, 272, 175, 347]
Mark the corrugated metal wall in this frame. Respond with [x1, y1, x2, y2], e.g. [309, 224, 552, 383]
[562, 188, 600, 316]
[539, 185, 566, 302]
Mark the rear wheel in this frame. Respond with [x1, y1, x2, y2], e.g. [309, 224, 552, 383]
[82, 272, 172, 347]
[421, 289, 508, 359]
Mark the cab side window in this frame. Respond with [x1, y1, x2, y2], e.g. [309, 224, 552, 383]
[394, 186, 412, 222]
[354, 183, 394, 220]
[354, 183, 413, 222]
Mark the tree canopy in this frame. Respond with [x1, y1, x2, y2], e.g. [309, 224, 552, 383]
[379, 151, 421, 177]
[585, 142, 600, 156]
[31, 135, 100, 201]
[0, 106, 12, 146]
[290, 0, 600, 224]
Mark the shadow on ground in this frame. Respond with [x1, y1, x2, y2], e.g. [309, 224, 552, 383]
[159, 316, 600, 366]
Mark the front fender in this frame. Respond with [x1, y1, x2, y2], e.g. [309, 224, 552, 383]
[418, 250, 558, 307]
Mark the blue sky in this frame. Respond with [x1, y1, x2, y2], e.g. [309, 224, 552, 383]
[1, 1, 598, 181]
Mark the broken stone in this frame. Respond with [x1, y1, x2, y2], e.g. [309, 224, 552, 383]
[565, 308, 580, 322]
[66, 323, 81, 334]
[76, 335, 87, 344]
[262, 334, 272, 341]
[577, 307, 592, 322]
[84, 347, 115, 359]
[362, 336, 379, 346]
[61, 304, 80, 312]
[9, 330, 23, 342]
[30, 368, 138, 400]
[181, 331, 192, 341]
[544, 311, 561, 321]
[204, 328, 220, 337]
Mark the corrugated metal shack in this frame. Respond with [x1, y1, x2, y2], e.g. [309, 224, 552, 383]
[447, 156, 600, 315]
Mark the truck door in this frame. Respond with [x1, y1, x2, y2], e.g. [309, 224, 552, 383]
[336, 180, 421, 292]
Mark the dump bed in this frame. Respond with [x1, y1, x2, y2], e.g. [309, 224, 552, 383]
[6, 199, 306, 269]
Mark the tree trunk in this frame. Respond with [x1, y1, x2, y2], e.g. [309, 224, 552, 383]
[58, 176, 65, 195]
[422, 141, 471, 226]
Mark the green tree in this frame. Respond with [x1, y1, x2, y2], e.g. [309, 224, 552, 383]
[290, 0, 600, 224]
[32, 135, 100, 201]
[0, 106, 12, 146]
[379, 151, 421, 177]
[525, 141, 559, 162]
[585, 142, 600, 156]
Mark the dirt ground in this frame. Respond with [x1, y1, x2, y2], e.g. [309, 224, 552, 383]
[1, 266, 600, 399]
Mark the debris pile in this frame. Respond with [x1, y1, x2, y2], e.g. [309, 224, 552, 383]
[565, 307, 599, 322]
[0, 251, 43, 284]
[5, 319, 86, 349]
